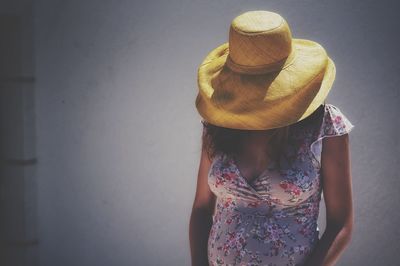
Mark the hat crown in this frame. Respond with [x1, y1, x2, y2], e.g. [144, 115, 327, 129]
[227, 11, 293, 73]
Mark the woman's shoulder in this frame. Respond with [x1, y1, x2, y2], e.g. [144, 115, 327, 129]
[309, 102, 355, 168]
[319, 103, 355, 137]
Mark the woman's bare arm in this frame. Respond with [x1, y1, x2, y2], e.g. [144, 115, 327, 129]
[189, 137, 217, 266]
[304, 133, 354, 266]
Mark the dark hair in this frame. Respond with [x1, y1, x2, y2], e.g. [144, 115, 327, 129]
[201, 103, 325, 170]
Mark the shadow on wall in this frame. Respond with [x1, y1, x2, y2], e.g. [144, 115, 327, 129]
[0, 1, 39, 265]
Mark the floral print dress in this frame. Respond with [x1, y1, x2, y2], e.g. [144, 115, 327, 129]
[203, 103, 355, 266]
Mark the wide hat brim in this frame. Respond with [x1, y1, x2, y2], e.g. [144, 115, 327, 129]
[195, 38, 336, 130]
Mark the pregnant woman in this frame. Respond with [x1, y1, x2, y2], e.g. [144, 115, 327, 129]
[189, 10, 355, 266]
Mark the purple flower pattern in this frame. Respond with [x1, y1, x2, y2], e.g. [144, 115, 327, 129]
[204, 103, 354, 265]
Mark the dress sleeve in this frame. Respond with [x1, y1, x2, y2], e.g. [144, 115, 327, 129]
[310, 103, 355, 169]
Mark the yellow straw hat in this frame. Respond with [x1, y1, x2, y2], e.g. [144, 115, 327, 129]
[195, 10, 336, 130]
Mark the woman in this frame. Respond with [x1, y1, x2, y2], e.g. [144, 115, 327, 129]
[189, 10, 355, 266]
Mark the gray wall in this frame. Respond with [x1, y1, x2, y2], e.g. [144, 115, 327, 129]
[32, 0, 399, 265]
[0, 0, 38, 265]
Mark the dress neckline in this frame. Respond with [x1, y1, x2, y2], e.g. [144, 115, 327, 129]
[227, 154, 276, 192]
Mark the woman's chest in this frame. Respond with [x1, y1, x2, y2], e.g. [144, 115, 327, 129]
[208, 152, 321, 206]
